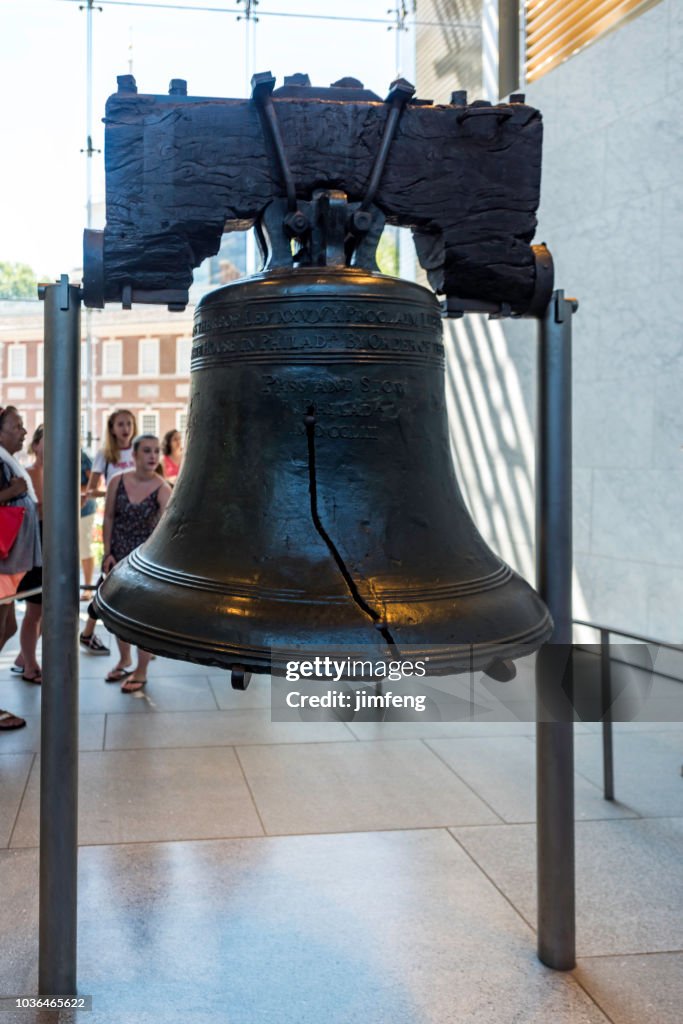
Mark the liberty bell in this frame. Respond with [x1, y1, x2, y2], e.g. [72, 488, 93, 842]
[95, 183, 552, 681]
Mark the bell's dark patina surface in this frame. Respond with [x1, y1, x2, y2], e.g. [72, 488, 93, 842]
[94, 73, 553, 678]
[96, 262, 552, 674]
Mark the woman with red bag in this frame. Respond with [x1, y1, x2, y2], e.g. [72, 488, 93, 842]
[0, 406, 42, 729]
[10, 425, 45, 684]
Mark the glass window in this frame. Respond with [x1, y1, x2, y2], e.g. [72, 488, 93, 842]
[139, 338, 160, 376]
[176, 337, 192, 375]
[140, 410, 159, 436]
[102, 340, 122, 377]
[8, 345, 26, 379]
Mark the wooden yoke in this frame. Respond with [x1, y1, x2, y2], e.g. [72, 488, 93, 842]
[83, 73, 548, 313]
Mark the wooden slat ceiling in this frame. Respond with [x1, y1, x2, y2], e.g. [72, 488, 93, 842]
[526, 0, 650, 81]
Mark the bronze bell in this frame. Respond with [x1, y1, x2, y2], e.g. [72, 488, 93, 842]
[95, 192, 552, 678]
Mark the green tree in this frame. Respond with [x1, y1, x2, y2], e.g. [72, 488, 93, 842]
[376, 228, 399, 277]
[0, 261, 38, 300]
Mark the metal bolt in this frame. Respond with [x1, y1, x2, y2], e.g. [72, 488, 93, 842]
[251, 71, 276, 98]
[283, 73, 311, 88]
[351, 209, 373, 234]
[331, 77, 364, 89]
[117, 74, 137, 95]
[386, 77, 415, 105]
[169, 79, 188, 96]
[284, 210, 308, 236]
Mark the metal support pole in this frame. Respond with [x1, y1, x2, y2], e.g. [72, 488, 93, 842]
[536, 289, 577, 970]
[498, 0, 520, 99]
[39, 276, 81, 994]
[600, 628, 615, 801]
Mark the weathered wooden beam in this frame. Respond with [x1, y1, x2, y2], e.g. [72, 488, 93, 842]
[85, 77, 543, 309]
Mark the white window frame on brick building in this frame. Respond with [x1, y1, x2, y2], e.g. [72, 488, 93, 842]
[139, 338, 160, 377]
[140, 410, 160, 436]
[176, 337, 192, 375]
[37, 343, 44, 380]
[176, 410, 188, 434]
[7, 344, 26, 380]
[102, 340, 122, 377]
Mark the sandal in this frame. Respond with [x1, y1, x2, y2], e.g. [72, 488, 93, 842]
[10, 663, 24, 675]
[0, 709, 26, 730]
[80, 632, 110, 656]
[121, 677, 146, 694]
[21, 670, 42, 685]
[105, 666, 132, 683]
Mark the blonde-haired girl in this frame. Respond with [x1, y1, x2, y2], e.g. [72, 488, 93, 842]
[87, 408, 138, 497]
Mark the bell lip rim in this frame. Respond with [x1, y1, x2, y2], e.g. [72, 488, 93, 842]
[92, 589, 553, 676]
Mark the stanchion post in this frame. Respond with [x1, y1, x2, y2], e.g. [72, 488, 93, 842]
[600, 628, 615, 801]
[38, 276, 81, 994]
[536, 289, 577, 970]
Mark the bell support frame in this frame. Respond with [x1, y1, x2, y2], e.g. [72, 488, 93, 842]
[40, 70, 576, 991]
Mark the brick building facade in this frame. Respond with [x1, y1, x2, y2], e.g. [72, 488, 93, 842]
[0, 300, 195, 450]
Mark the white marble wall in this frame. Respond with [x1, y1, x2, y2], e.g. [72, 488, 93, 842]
[416, 0, 682, 641]
[517, 0, 683, 640]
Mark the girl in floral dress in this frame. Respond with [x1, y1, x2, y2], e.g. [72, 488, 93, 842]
[102, 434, 171, 693]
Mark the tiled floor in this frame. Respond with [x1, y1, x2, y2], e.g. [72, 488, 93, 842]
[1, 617, 682, 1023]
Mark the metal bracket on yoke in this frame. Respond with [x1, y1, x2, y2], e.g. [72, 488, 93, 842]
[255, 192, 385, 273]
[252, 69, 413, 260]
[251, 71, 310, 240]
[350, 77, 415, 238]
[554, 288, 580, 322]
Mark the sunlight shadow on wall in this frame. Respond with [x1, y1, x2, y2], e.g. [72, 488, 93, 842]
[443, 313, 588, 626]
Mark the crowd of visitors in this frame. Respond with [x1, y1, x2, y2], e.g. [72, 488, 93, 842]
[0, 405, 183, 729]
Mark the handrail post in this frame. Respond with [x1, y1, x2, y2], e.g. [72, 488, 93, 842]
[601, 628, 615, 801]
[38, 277, 81, 994]
[535, 289, 577, 970]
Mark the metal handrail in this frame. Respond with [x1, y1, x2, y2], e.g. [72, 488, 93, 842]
[573, 618, 683, 653]
[0, 586, 43, 605]
[572, 618, 683, 803]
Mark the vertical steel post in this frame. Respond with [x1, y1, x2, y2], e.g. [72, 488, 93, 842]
[39, 276, 81, 994]
[600, 628, 615, 801]
[498, 0, 520, 99]
[536, 290, 577, 970]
